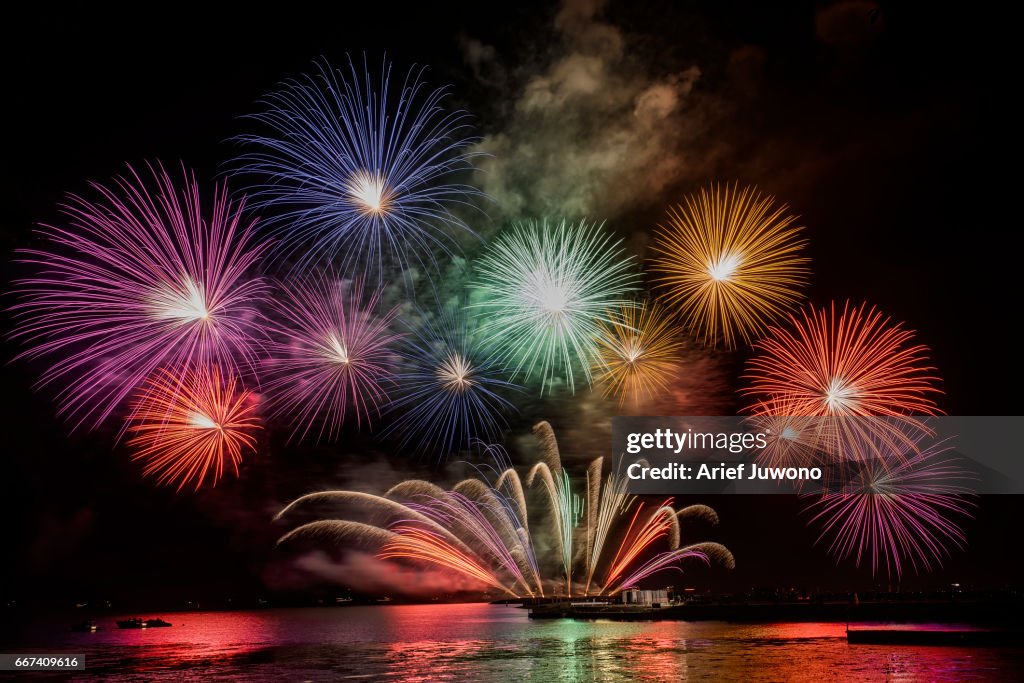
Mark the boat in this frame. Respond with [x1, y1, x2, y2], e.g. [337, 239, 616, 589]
[117, 618, 146, 629]
[71, 620, 99, 632]
[116, 617, 172, 629]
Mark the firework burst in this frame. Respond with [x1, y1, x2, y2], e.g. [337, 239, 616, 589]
[233, 56, 480, 281]
[593, 299, 683, 405]
[471, 219, 638, 394]
[745, 302, 942, 417]
[9, 163, 267, 429]
[277, 422, 733, 597]
[127, 365, 261, 492]
[384, 305, 518, 457]
[650, 183, 809, 349]
[263, 276, 400, 442]
[803, 432, 975, 577]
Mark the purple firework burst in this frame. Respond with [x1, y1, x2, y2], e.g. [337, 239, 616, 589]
[10, 163, 268, 429]
[263, 276, 401, 442]
[803, 430, 976, 578]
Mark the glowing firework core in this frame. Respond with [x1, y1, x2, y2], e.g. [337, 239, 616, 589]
[189, 411, 220, 430]
[708, 252, 741, 282]
[621, 336, 644, 363]
[437, 352, 474, 392]
[324, 333, 351, 365]
[527, 269, 574, 328]
[150, 277, 211, 325]
[824, 376, 857, 412]
[347, 171, 390, 215]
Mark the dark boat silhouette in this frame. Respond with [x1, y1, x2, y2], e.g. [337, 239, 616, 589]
[116, 617, 172, 629]
[71, 620, 99, 632]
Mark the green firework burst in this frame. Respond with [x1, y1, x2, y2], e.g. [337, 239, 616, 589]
[470, 219, 638, 394]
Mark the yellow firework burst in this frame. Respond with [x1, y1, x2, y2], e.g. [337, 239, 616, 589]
[593, 300, 683, 404]
[650, 183, 810, 349]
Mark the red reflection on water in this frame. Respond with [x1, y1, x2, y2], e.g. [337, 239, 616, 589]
[17, 605, 1021, 680]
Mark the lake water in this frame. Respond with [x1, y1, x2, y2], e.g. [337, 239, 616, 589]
[3, 604, 1022, 681]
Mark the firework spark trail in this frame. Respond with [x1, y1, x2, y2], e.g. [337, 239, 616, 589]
[278, 485, 513, 592]
[379, 526, 519, 597]
[384, 305, 518, 458]
[127, 365, 260, 492]
[525, 422, 579, 594]
[803, 433, 975, 578]
[412, 488, 540, 596]
[600, 502, 679, 592]
[650, 183, 809, 349]
[234, 56, 480, 282]
[614, 543, 736, 592]
[274, 490, 461, 545]
[471, 219, 638, 394]
[276, 423, 731, 597]
[10, 163, 267, 430]
[584, 457, 636, 594]
[263, 276, 400, 442]
[277, 520, 397, 548]
[593, 299, 683, 405]
[495, 467, 530, 532]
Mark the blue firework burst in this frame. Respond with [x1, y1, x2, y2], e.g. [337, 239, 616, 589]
[385, 304, 518, 458]
[233, 56, 480, 281]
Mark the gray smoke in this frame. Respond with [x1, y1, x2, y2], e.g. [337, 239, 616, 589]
[464, 0, 712, 222]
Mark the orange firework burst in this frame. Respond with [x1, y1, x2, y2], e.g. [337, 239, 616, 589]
[744, 301, 942, 418]
[593, 300, 682, 404]
[649, 183, 809, 349]
[127, 366, 260, 492]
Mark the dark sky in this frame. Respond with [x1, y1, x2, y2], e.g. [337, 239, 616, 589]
[1, 1, 1020, 609]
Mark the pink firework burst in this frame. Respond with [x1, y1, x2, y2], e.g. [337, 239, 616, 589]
[10, 163, 268, 429]
[262, 276, 400, 442]
[803, 431, 975, 578]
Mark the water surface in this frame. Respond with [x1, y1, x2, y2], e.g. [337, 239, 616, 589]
[4, 604, 1021, 681]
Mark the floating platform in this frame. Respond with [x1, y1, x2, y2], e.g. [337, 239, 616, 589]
[527, 599, 1022, 624]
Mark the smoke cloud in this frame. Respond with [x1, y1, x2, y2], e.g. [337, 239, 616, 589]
[465, 0, 711, 221]
[290, 551, 491, 597]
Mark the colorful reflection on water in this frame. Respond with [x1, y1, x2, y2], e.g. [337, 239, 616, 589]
[5, 604, 1020, 681]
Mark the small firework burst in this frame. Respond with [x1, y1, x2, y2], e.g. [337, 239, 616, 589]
[263, 276, 400, 442]
[803, 432, 975, 577]
[384, 305, 518, 458]
[593, 300, 683, 404]
[127, 365, 261, 492]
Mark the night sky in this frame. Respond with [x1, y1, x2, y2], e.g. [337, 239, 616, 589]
[1, 1, 1020, 609]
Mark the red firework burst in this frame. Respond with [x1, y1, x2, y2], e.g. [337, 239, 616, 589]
[744, 301, 942, 417]
[127, 366, 260, 492]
